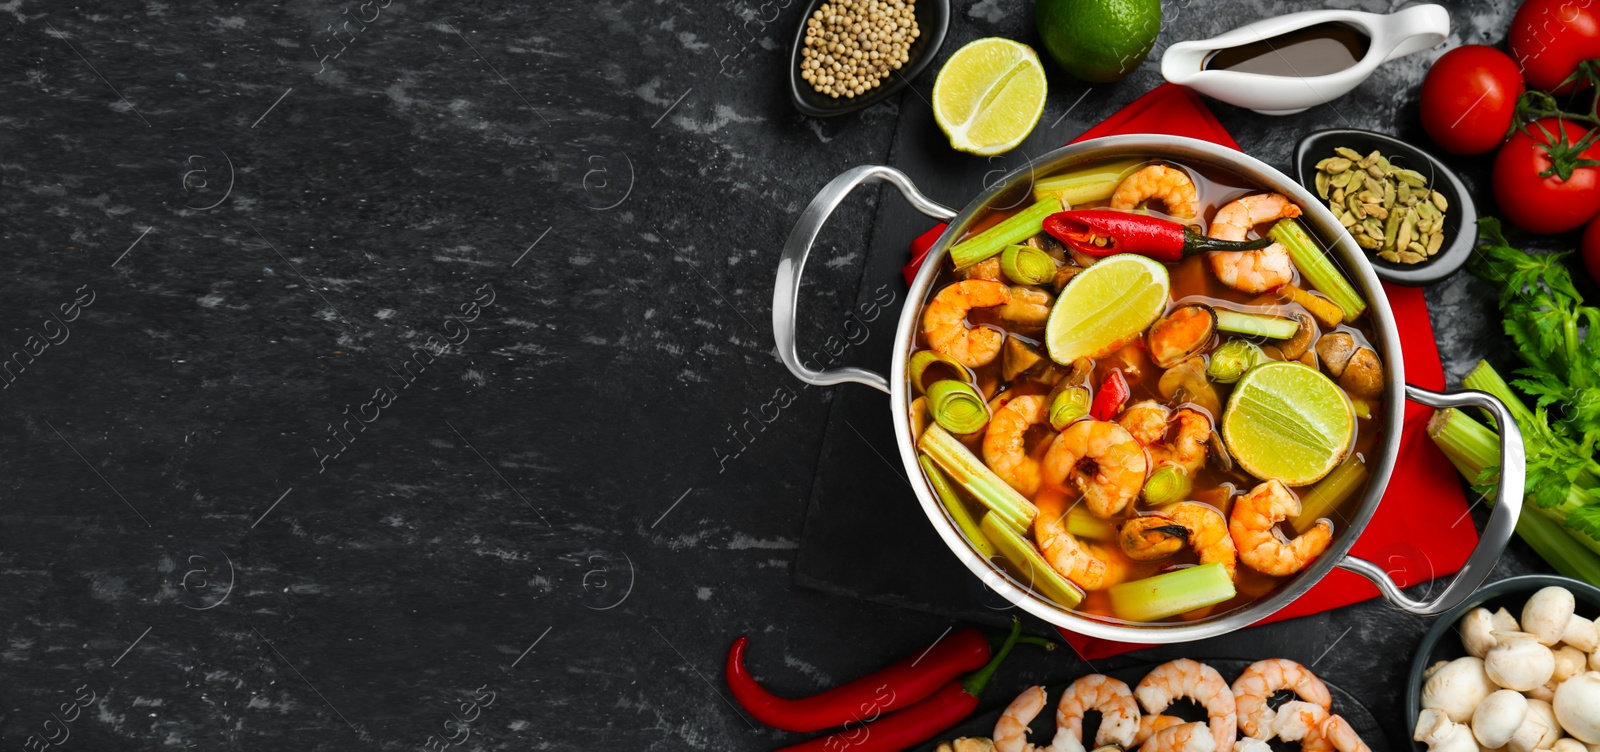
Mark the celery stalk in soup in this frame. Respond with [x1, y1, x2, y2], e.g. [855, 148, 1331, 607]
[1031, 158, 1142, 206]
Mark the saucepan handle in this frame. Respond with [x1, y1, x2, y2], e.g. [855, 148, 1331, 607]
[773, 165, 957, 394]
[1333, 384, 1525, 615]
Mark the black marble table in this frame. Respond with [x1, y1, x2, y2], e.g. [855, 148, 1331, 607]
[0, 1, 1579, 751]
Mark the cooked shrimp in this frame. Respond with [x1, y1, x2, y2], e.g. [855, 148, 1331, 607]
[1034, 491, 1122, 591]
[1229, 480, 1333, 577]
[1234, 739, 1272, 752]
[923, 279, 1010, 368]
[995, 685, 1048, 752]
[1135, 658, 1237, 752]
[1150, 409, 1211, 474]
[1133, 715, 1186, 746]
[1118, 400, 1170, 446]
[1272, 701, 1331, 752]
[1207, 193, 1301, 293]
[984, 395, 1048, 496]
[1318, 714, 1371, 752]
[1118, 403, 1211, 475]
[1138, 721, 1217, 752]
[1166, 502, 1237, 578]
[1043, 420, 1147, 518]
[1231, 658, 1331, 739]
[1052, 674, 1140, 752]
[1112, 165, 1199, 220]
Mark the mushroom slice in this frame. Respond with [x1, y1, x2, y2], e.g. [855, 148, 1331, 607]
[1316, 331, 1357, 378]
[1338, 347, 1384, 401]
[1279, 312, 1318, 361]
[1157, 355, 1221, 417]
[1002, 337, 1045, 382]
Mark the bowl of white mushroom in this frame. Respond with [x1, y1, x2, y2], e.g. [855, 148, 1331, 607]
[1407, 575, 1600, 752]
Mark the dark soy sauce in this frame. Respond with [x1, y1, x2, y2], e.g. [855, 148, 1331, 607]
[1203, 23, 1369, 77]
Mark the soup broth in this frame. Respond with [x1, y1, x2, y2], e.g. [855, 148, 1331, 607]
[909, 156, 1385, 624]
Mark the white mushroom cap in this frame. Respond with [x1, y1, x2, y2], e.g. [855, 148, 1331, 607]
[1527, 680, 1557, 703]
[1592, 649, 1600, 672]
[1554, 671, 1600, 743]
[1473, 690, 1530, 748]
[1524, 587, 1577, 647]
[1487, 631, 1558, 692]
[1495, 607, 1522, 633]
[1424, 657, 1500, 724]
[1463, 608, 1501, 659]
[1563, 615, 1599, 653]
[1556, 645, 1589, 683]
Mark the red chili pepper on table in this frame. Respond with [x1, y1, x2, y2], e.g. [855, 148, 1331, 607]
[725, 627, 992, 732]
[1091, 369, 1130, 421]
[772, 618, 1037, 752]
[1042, 210, 1273, 262]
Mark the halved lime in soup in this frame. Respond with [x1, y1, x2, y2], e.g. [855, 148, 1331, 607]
[1044, 253, 1169, 365]
[1221, 361, 1354, 486]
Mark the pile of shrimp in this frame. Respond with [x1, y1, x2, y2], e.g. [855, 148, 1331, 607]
[918, 161, 1350, 613]
[952, 658, 1370, 752]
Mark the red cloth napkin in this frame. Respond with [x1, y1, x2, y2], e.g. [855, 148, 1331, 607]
[903, 84, 1476, 659]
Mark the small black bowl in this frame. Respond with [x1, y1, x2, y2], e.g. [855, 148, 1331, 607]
[1404, 574, 1600, 750]
[1294, 129, 1476, 287]
[786, 0, 950, 118]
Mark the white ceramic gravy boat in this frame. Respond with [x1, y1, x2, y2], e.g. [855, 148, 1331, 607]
[1162, 4, 1449, 115]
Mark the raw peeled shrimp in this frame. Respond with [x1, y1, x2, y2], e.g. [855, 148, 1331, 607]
[995, 685, 1049, 752]
[923, 279, 1010, 368]
[1117, 402, 1212, 475]
[1052, 674, 1140, 752]
[1229, 480, 1332, 577]
[984, 395, 1048, 496]
[1034, 489, 1124, 591]
[1138, 721, 1217, 752]
[1231, 658, 1331, 739]
[1119, 502, 1238, 579]
[1043, 420, 1148, 518]
[1135, 659, 1237, 752]
[1207, 193, 1301, 293]
[1111, 165, 1199, 220]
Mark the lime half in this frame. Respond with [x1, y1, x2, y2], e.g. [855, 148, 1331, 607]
[1221, 361, 1354, 486]
[932, 38, 1047, 156]
[1045, 254, 1170, 365]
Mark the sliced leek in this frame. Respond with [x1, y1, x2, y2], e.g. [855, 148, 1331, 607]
[927, 380, 990, 434]
[1206, 339, 1261, 384]
[1141, 465, 1192, 506]
[920, 454, 997, 559]
[1048, 386, 1091, 430]
[918, 424, 1038, 532]
[1000, 244, 1057, 286]
[909, 349, 973, 394]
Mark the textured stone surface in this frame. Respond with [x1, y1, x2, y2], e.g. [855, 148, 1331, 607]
[0, 1, 1585, 751]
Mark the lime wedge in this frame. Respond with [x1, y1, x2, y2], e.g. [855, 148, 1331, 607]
[1221, 361, 1355, 486]
[932, 38, 1047, 156]
[1045, 254, 1170, 365]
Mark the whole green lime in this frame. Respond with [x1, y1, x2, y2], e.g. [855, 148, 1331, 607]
[1035, 0, 1162, 83]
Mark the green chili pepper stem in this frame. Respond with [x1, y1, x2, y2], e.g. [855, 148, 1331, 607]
[1182, 234, 1275, 254]
[982, 629, 1056, 653]
[962, 617, 1022, 697]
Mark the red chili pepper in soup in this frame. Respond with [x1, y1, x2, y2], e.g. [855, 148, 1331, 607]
[1091, 369, 1130, 421]
[1043, 210, 1273, 262]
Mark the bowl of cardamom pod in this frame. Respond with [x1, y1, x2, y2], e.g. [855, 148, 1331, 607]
[1294, 128, 1475, 286]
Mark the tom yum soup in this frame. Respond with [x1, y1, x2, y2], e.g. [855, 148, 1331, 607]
[910, 159, 1387, 624]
